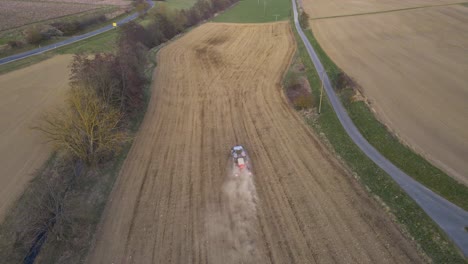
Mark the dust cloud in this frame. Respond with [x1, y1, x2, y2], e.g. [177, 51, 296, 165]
[205, 164, 263, 264]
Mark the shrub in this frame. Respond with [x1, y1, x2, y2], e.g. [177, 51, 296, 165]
[286, 74, 315, 110]
[7, 40, 24, 49]
[299, 10, 310, 29]
[24, 27, 43, 45]
[294, 94, 314, 110]
[51, 15, 106, 36]
[70, 53, 122, 107]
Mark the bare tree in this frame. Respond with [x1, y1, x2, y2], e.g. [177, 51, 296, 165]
[35, 88, 128, 165]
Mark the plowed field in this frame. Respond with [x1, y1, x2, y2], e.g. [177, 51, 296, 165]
[87, 22, 423, 263]
[0, 55, 72, 222]
[304, 1, 468, 185]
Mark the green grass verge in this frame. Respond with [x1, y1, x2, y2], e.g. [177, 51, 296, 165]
[212, 0, 290, 23]
[301, 26, 468, 211]
[0, 53, 54, 75]
[56, 29, 120, 54]
[290, 20, 467, 262]
[155, 0, 197, 10]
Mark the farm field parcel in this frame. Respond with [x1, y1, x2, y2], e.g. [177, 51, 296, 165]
[0, 55, 72, 222]
[303, 0, 468, 185]
[87, 22, 423, 263]
[0, 1, 101, 31]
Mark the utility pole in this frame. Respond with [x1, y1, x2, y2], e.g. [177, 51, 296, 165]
[318, 71, 325, 114]
[274, 14, 280, 21]
[264, 0, 266, 16]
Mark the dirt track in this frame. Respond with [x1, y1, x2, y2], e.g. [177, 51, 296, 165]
[0, 55, 71, 222]
[303, 1, 468, 185]
[87, 22, 423, 263]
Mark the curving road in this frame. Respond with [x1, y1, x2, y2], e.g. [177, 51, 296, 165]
[0, 0, 154, 66]
[291, 0, 468, 257]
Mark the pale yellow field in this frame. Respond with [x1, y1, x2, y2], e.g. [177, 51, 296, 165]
[0, 55, 72, 222]
[303, 1, 468, 185]
[303, 0, 465, 18]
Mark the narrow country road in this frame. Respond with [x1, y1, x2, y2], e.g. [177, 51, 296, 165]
[0, 0, 154, 66]
[291, 0, 468, 257]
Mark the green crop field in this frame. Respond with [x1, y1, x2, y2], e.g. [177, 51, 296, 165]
[213, 0, 290, 23]
[155, 0, 197, 10]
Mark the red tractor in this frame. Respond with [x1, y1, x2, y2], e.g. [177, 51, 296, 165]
[231, 145, 252, 176]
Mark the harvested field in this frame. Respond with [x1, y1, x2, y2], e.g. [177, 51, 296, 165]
[0, 1, 101, 31]
[16, 0, 131, 7]
[87, 22, 423, 263]
[0, 55, 72, 222]
[14, 0, 132, 6]
[307, 3, 468, 185]
[302, 0, 465, 18]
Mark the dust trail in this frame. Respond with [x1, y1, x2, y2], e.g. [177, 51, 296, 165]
[206, 165, 263, 264]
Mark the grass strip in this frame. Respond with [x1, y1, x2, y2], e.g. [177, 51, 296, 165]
[155, 0, 198, 10]
[212, 0, 291, 23]
[289, 18, 467, 263]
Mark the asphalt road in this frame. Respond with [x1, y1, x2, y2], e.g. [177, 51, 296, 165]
[291, 0, 468, 257]
[0, 0, 154, 66]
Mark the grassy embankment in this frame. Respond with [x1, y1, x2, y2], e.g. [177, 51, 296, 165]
[288, 15, 467, 263]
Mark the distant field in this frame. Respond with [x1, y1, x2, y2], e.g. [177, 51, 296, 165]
[14, 0, 130, 6]
[0, 1, 101, 31]
[155, 0, 196, 10]
[212, 0, 290, 23]
[303, 0, 465, 18]
[304, 1, 468, 185]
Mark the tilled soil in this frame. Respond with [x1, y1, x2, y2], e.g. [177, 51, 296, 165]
[87, 22, 423, 264]
[0, 55, 71, 222]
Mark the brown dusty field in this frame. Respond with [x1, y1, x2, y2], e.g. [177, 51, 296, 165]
[0, 55, 72, 222]
[305, 2, 468, 185]
[0, 1, 100, 31]
[302, 0, 465, 18]
[87, 22, 423, 263]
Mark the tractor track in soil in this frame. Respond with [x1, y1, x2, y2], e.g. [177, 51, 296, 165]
[87, 22, 423, 264]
